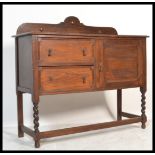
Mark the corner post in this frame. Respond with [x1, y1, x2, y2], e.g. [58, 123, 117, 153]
[17, 91, 24, 137]
[32, 35, 40, 148]
[140, 87, 147, 129]
[117, 89, 122, 120]
[32, 98, 40, 148]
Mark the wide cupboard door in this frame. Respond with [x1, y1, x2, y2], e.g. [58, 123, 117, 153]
[102, 38, 145, 90]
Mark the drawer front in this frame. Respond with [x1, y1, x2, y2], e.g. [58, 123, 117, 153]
[103, 38, 143, 89]
[39, 39, 94, 65]
[40, 67, 94, 93]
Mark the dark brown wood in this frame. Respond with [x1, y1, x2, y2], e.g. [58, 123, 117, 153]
[21, 115, 141, 141]
[15, 38, 19, 93]
[32, 36, 40, 103]
[17, 86, 31, 93]
[14, 16, 147, 148]
[22, 126, 34, 137]
[15, 35, 24, 138]
[17, 91, 24, 137]
[140, 87, 147, 129]
[117, 89, 122, 120]
[95, 39, 104, 89]
[121, 112, 140, 118]
[103, 38, 144, 90]
[40, 117, 141, 139]
[16, 16, 118, 35]
[39, 38, 95, 66]
[18, 36, 33, 91]
[141, 39, 147, 91]
[13, 33, 148, 38]
[33, 102, 40, 148]
[40, 66, 94, 93]
[38, 61, 94, 67]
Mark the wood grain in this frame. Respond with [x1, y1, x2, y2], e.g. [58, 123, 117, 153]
[39, 117, 141, 139]
[14, 16, 147, 148]
[103, 38, 144, 89]
[39, 38, 95, 65]
[18, 36, 33, 90]
[40, 66, 94, 92]
[16, 16, 118, 35]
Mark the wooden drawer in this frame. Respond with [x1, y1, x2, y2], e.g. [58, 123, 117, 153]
[39, 39, 94, 66]
[40, 66, 94, 93]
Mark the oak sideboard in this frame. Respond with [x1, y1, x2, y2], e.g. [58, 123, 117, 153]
[13, 16, 148, 148]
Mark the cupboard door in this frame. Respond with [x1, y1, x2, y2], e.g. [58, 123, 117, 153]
[103, 38, 144, 89]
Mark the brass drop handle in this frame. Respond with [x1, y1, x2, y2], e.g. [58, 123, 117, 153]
[82, 76, 86, 84]
[40, 27, 43, 32]
[99, 63, 103, 72]
[48, 49, 52, 56]
[48, 77, 53, 82]
[82, 48, 87, 56]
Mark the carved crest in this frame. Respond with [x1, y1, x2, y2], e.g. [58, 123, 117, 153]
[63, 16, 83, 26]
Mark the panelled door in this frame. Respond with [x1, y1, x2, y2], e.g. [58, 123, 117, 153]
[102, 38, 144, 90]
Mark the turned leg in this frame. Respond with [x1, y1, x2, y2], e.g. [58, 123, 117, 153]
[17, 91, 24, 137]
[117, 89, 122, 120]
[33, 102, 40, 148]
[140, 87, 147, 129]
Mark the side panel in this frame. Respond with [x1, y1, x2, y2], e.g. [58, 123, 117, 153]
[17, 36, 33, 91]
[103, 38, 145, 90]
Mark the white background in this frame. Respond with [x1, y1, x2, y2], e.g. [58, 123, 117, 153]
[3, 5, 152, 132]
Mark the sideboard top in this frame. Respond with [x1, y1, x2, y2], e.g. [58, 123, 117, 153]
[16, 16, 118, 36]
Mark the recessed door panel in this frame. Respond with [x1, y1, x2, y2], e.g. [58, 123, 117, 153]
[103, 38, 143, 89]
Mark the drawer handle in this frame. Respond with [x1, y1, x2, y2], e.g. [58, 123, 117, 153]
[82, 48, 87, 56]
[48, 77, 53, 82]
[82, 76, 86, 84]
[48, 49, 52, 56]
